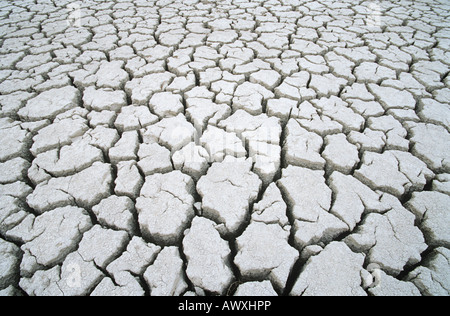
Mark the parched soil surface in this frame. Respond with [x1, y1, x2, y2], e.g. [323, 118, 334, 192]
[0, 0, 449, 296]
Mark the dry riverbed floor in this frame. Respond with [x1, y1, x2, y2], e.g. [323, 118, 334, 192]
[0, 0, 449, 296]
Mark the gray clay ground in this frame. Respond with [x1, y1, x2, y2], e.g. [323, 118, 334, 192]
[0, 0, 449, 296]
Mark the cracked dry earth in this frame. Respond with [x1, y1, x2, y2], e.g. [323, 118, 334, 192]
[0, 0, 449, 297]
